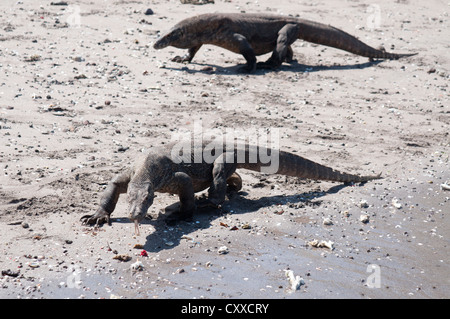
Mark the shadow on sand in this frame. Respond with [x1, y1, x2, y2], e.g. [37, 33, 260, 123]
[125, 183, 351, 253]
[162, 59, 383, 76]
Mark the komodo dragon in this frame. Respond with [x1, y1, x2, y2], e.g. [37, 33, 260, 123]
[81, 140, 381, 234]
[153, 13, 416, 72]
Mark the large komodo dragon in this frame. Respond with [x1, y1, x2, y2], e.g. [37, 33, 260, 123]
[153, 13, 416, 72]
[81, 140, 381, 234]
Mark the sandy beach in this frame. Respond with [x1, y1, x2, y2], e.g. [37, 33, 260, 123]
[0, 0, 448, 299]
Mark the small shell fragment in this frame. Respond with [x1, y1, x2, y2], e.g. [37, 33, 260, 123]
[181, 234, 194, 241]
[130, 260, 144, 271]
[285, 270, 304, 291]
[218, 246, 229, 254]
[323, 218, 333, 226]
[359, 200, 369, 208]
[308, 239, 334, 250]
[360, 214, 370, 224]
[341, 210, 350, 217]
[392, 198, 402, 209]
[441, 183, 450, 191]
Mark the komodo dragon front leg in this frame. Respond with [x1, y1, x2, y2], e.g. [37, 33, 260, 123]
[172, 45, 202, 63]
[164, 171, 197, 222]
[258, 23, 299, 69]
[166, 169, 242, 223]
[170, 32, 258, 72]
[80, 171, 131, 226]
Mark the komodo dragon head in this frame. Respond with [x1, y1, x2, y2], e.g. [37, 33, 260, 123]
[154, 15, 211, 50]
[127, 181, 154, 225]
[154, 24, 192, 50]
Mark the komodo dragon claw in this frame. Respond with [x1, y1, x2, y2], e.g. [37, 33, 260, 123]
[80, 208, 111, 226]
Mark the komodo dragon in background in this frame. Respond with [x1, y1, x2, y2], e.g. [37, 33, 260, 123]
[81, 140, 381, 234]
[153, 13, 416, 72]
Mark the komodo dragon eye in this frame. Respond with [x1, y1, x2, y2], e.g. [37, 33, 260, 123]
[176, 29, 184, 37]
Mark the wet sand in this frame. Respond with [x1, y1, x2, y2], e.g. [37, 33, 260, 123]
[0, 0, 448, 299]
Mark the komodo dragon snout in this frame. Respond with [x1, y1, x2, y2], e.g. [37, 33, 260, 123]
[126, 181, 154, 236]
[127, 182, 154, 223]
[154, 27, 190, 50]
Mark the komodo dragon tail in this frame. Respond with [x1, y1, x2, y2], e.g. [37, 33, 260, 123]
[297, 20, 416, 60]
[237, 147, 381, 183]
[275, 150, 381, 183]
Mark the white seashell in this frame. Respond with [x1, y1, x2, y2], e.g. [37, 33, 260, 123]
[360, 214, 370, 224]
[308, 239, 334, 250]
[285, 270, 304, 291]
[218, 246, 229, 254]
[130, 260, 144, 271]
[392, 198, 402, 209]
[359, 200, 369, 208]
[341, 210, 350, 217]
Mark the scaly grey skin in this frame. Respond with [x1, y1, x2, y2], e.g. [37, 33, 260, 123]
[80, 140, 381, 228]
[153, 13, 416, 72]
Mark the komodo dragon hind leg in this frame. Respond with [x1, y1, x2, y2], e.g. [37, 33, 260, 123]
[228, 33, 257, 72]
[258, 23, 299, 69]
[196, 171, 242, 210]
[226, 172, 242, 193]
[284, 46, 294, 63]
[199, 152, 238, 209]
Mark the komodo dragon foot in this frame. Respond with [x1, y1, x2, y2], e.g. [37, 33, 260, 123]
[80, 207, 111, 226]
[164, 202, 195, 225]
[196, 198, 222, 209]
